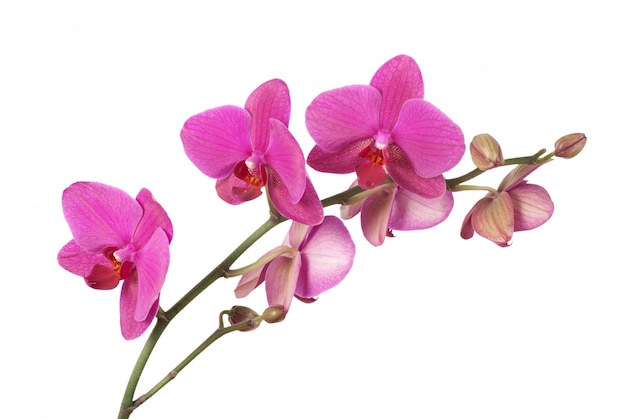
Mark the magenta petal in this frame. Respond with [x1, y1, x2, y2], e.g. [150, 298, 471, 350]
[370, 55, 424, 130]
[245, 79, 291, 151]
[58, 239, 108, 277]
[386, 152, 446, 198]
[508, 184, 554, 231]
[180, 105, 253, 179]
[389, 189, 454, 230]
[132, 228, 170, 321]
[120, 275, 159, 340]
[305, 85, 381, 152]
[307, 142, 369, 174]
[84, 265, 120, 290]
[264, 118, 306, 202]
[265, 255, 301, 313]
[359, 185, 396, 246]
[296, 216, 355, 296]
[62, 182, 142, 252]
[215, 173, 263, 204]
[133, 188, 173, 249]
[267, 174, 323, 226]
[391, 99, 465, 178]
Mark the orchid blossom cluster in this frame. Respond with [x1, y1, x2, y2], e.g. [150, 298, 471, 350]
[56, 55, 585, 417]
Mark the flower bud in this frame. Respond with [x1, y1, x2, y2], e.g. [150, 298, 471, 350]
[228, 306, 261, 331]
[554, 133, 586, 159]
[262, 305, 286, 323]
[470, 134, 504, 170]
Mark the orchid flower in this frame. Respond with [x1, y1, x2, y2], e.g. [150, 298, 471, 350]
[180, 79, 323, 225]
[341, 180, 454, 246]
[234, 216, 355, 315]
[460, 164, 554, 247]
[57, 182, 173, 339]
[306, 54, 465, 199]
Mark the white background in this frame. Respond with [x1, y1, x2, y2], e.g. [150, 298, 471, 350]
[6, 1, 625, 418]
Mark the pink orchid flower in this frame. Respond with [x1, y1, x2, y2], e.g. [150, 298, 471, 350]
[181, 79, 323, 225]
[341, 181, 454, 246]
[234, 216, 355, 315]
[306, 55, 465, 199]
[460, 164, 554, 247]
[57, 182, 173, 340]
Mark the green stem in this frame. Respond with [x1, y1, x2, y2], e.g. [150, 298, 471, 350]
[122, 320, 257, 416]
[445, 149, 549, 189]
[117, 217, 281, 418]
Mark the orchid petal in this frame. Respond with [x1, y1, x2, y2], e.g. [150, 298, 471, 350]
[305, 85, 381, 152]
[119, 274, 160, 340]
[132, 228, 170, 321]
[385, 149, 447, 198]
[62, 182, 142, 253]
[307, 141, 369, 174]
[508, 184, 554, 231]
[264, 118, 306, 202]
[499, 164, 543, 191]
[370, 55, 424, 130]
[267, 174, 323, 226]
[471, 192, 514, 247]
[265, 255, 301, 313]
[245, 79, 290, 151]
[235, 257, 272, 298]
[389, 189, 454, 230]
[296, 216, 355, 296]
[58, 239, 108, 278]
[215, 173, 263, 204]
[460, 200, 480, 240]
[180, 105, 253, 179]
[287, 221, 311, 249]
[391, 99, 465, 178]
[359, 185, 396, 246]
[133, 188, 173, 249]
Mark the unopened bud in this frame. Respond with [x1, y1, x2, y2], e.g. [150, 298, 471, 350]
[262, 305, 286, 323]
[554, 133, 586, 159]
[228, 306, 261, 331]
[470, 134, 504, 170]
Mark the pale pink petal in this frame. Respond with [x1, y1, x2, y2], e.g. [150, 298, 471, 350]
[370, 55, 424, 130]
[305, 85, 381, 152]
[265, 255, 301, 313]
[386, 149, 447, 198]
[391, 99, 465, 178]
[307, 141, 370, 174]
[133, 188, 173, 249]
[267, 174, 323, 226]
[460, 200, 481, 240]
[508, 184, 554, 231]
[296, 216, 355, 296]
[287, 221, 312, 249]
[120, 274, 159, 340]
[235, 258, 271, 298]
[58, 239, 108, 277]
[245, 79, 290, 151]
[359, 185, 396, 246]
[264, 118, 306, 202]
[62, 182, 142, 252]
[180, 105, 253, 179]
[132, 228, 170, 321]
[472, 192, 514, 247]
[389, 189, 454, 230]
[215, 173, 263, 204]
[499, 164, 543, 192]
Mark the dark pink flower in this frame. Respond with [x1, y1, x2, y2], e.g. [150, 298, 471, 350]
[460, 164, 554, 247]
[234, 216, 355, 314]
[57, 182, 173, 339]
[181, 79, 323, 225]
[341, 181, 454, 246]
[306, 55, 465, 199]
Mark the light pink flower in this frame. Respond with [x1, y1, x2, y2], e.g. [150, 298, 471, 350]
[181, 79, 323, 225]
[460, 164, 554, 246]
[306, 55, 465, 199]
[57, 182, 173, 339]
[341, 181, 454, 246]
[234, 216, 355, 314]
